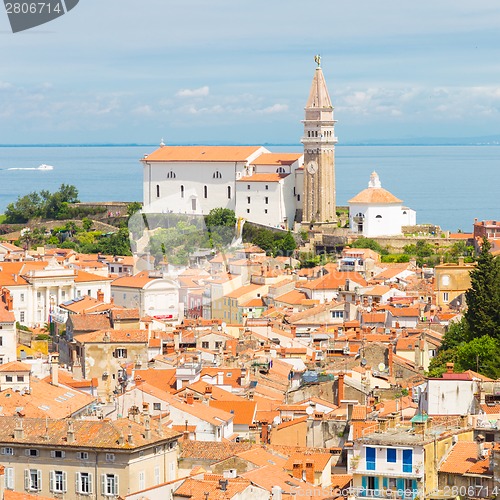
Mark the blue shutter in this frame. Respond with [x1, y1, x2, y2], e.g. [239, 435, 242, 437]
[383, 478, 388, 488]
[373, 477, 379, 491]
[396, 478, 405, 492]
[366, 447, 376, 470]
[402, 449, 413, 473]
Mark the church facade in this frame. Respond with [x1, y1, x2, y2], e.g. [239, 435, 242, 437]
[141, 60, 337, 229]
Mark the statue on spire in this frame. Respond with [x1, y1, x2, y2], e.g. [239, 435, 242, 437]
[314, 54, 321, 67]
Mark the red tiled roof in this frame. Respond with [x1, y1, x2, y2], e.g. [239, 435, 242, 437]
[143, 146, 263, 163]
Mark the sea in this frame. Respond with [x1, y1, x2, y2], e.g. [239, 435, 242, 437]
[0, 144, 498, 233]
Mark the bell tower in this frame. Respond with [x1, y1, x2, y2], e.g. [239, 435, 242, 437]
[301, 55, 337, 224]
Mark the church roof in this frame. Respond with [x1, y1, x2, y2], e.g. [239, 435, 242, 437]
[349, 171, 402, 205]
[142, 146, 264, 163]
[306, 67, 333, 108]
[250, 153, 302, 166]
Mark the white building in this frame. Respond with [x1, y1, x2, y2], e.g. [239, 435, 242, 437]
[141, 145, 303, 229]
[349, 172, 416, 237]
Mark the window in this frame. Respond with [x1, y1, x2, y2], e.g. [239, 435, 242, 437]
[50, 470, 67, 493]
[191, 198, 197, 211]
[24, 469, 41, 492]
[20, 311, 25, 322]
[166, 170, 176, 179]
[153, 402, 161, 411]
[181, 185, 184, 198]
[227, 186, 231, 199]
[247, 196, 251, 204]
[276, 167, 286, 174]
[50, 450, 65, 458]
[213, 171, 222, 179]
[25, 449, 39, 457]
[17, 376, 24, 382]
[201, 342, 209, 349]
[265, 185, 269, 190]
[1, 447, 13, 455]
[402, 449, 413, 473]
[139, 471, 145, 491]
[331, 311, 344, 319]
[154, 466, 160, 486]
[441, 275, 450, 286]
[247, 184, 250, 190]
[78, 451, 89, 460]
[387, 448, 396, 463]
[375, 215, 382, 219]
[297, 194, 301, 202]
[204, 185, 208, 198]
[6, 375, 12, 382]
[105, 453, 115, 462]
[215, 341, 223, 348]
[156, 184, 160, 198]
[61, 290, 66, 298]
[20, 293, 25, 302]
[87, 289, 91, 296]
[366, 447, 376, 470]
[102, 474, 119, 496]
[76, 472, 93, 495]
[246, 209, 250, 214]
[264, 209, 268, 214]
[114, 348, 127, 358]
[443, 292, 449, 303]
[4, 467, 14, 490]
[265, 197, 269, 204]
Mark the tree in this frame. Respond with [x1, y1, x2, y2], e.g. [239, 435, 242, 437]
[275, 231, 296, 257]
[351, 238, 384, 253]
[455, 335, 500, 379]
[464, 237, 500, 340]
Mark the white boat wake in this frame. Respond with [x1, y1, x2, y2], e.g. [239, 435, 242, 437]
[7, 164, 54, 171]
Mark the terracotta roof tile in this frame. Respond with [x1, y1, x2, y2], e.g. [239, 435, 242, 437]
[209, 400, 256, 425]
[143, 145, 264, 163]
[440, 441, 490, 475]
[250, 153, 302, 166]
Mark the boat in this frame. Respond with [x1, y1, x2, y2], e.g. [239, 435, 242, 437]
[38, 164, 54, 171]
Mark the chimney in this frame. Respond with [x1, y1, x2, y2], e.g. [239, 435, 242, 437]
[355, 329, 361, 340]
[292, 462, 303, 480]
[261, 421, 269, 444]
[291, 325, 297, 337]
[460, 415, 469, 429]
[446, 362, 454, 374]
[218, 480, 228, 491]
[14, 418, 24, 440]
[118, 433, 125, 445]
[378, 418, 388, 432]
[477, 434, 486, 460]
[67, 420, 75, 443]
[97, 289, 104, 302]
[186, 392, 194, 405]
[337, 373, 345, 405]
[51, 354, 59, 387]
[305, 461, 315, 484]
[127, 424, 134, 445]
[388, 345, 394, 376]
[144, 417, 151, 440]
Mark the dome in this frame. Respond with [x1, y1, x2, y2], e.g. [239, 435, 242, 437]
[348, 171, 402, 205]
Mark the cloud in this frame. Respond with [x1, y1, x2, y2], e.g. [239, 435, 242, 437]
[132, 105, 154, 116]
[257, 103, 289, 114]
[176, 86, 210, 98]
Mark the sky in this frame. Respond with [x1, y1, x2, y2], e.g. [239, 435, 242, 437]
[2, 0, 500, 144]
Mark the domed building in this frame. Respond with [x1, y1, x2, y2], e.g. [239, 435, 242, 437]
[348, 172, 416, 237]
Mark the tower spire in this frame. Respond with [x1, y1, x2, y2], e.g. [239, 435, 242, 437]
[301, 58, 337, 224]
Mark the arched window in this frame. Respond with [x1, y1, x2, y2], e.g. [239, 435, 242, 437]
[180, 185, 184, 198]
[167, 171, 176, 179]
[375, 215, 382, 219]
[227, 186, 231, 199]
[276, 167, 286, 174]
[156, 185, 160, 198]
[213, 171, 222, 179]
[204, 185, 208, 198]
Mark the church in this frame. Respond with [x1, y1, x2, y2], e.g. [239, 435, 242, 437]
[140, 58, 415, 235]
[140, 57, 337, 229]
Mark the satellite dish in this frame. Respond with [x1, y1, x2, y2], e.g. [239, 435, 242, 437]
[272, 416, 280, 426]
[306, 405, 314, 416]
[367, 306, 372, 313]
[378, 363, 386, 371]
[221, 322, 227, 329]
[361, 358, 367, 367]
